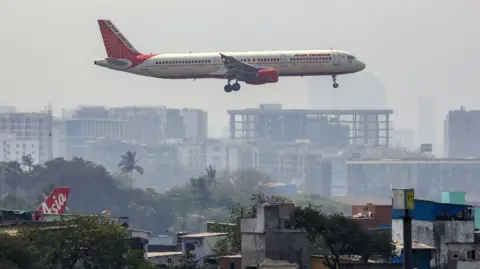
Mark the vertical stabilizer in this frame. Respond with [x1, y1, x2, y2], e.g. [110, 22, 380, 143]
[98, 19, 141, 60]
[37, 187, 71, 214]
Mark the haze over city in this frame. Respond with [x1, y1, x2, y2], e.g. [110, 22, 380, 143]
[2, 0, 479, 142]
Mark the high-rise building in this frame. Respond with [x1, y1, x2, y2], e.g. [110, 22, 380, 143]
[417, 95, 436, 146]
[0, 109, 53, 163]
[109, 106, 166, 145]
[308, 72, 386, 109]
[165, 108, 208, 141]
[444, 107, 480, 158]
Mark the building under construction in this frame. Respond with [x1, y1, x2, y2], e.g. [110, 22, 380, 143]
[228, 104, 393, 148]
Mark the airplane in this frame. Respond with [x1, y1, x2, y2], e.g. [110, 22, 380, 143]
[36, 187, 70, 215]
[0, 187, 71, 222]
[94, 19, 366, 93]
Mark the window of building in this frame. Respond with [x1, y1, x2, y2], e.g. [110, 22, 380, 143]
[186, 242, 195, 251]
[467, 249, 476, 260]
[167, 258, 173, 264]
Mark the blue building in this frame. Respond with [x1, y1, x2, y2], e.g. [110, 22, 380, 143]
[391, 198, 475, 269]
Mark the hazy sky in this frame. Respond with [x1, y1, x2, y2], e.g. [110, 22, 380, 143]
[1, 0, 479, 138]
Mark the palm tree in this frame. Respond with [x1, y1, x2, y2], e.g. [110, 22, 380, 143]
[118, 151, 144, 183]
[203, 165, 217, 188]
[21, 155, 33, 172]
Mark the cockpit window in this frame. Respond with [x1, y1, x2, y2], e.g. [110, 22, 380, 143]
[347, 56, 356, 60]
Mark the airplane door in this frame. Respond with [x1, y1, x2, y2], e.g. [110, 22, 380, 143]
[214, 56, 223, 66]
[332, 51, 340, 65]
[280, 54, 288, 68]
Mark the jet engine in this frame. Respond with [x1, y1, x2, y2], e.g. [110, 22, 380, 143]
[245, 68, 279, 85]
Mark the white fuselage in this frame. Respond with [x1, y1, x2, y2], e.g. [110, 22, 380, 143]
[95, 49, 366, 80]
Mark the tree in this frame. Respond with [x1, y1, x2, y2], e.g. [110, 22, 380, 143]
[1, 161, 23, 194]
[119, 151, 144, 182]
[171, 249, 200, 269]
[287, 204, 394, 269]
[21, 215, 154, 269]
[0, 233, 41, 269]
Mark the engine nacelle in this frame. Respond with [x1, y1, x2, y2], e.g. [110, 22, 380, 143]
[245, 68, 279, 85]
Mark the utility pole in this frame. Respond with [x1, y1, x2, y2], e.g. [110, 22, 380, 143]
[393, 188, 415, 269]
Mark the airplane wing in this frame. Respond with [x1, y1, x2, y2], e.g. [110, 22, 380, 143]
[219, 53, 260, 78]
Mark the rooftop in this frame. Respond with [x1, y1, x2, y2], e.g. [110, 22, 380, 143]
[228, 109, 393, 115]
[147, 252, 182, 258]
[330, 196, 391, 206]
[393, 241, 435, 250]
[346, 158, 480, 164]
[180, 232, 228, 238]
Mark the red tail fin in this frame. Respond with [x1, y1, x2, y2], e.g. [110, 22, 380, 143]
[98, 19, 141, 60]
[37, 187, 70, 215]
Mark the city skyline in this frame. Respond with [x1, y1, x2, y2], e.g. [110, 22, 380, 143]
[1, 0, 479, 139]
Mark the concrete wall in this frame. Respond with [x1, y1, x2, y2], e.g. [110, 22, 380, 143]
[264, 231, 309, 269]
[242, 233, 266, 267]
[392, 219, 475, 268]
[392, 219, 434, 246]
[446, 243, 480, 269]
[148, 254, 182, 266]
[241, 203, 309, 269]
[182, 238, 205, 262]
[204, 236, 227, 256]
[219, 256, 242, 269]
[434, 221, 475, 268]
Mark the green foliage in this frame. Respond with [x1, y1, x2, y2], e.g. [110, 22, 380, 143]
[287, 204, 394, 268]
[0, 157, 175, 235]
[0, 156, 348, 237]
[20, 215, 153, 269]
[171, 249, 200, 269]
[119, 151, 145, 181]
[0, 233, 40, 269]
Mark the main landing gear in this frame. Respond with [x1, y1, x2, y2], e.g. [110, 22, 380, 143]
[224, 80, 241, 93]
[332, 75, 339, 88]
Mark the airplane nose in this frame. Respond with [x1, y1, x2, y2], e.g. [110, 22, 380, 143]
[357, 61, 366, 71]
[94, 60, 97, 65]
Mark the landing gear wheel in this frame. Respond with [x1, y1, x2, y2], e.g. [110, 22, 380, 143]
[232, 83, 241, 91]
[224, 85, 232, 93]
[332, 75, 338, 88]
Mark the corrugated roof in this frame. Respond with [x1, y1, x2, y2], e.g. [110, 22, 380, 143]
[393, 240, 435, 250]
[180, 232, 228, 238]
[147, 252, 182, 258]
[220, 254, 242, 258]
